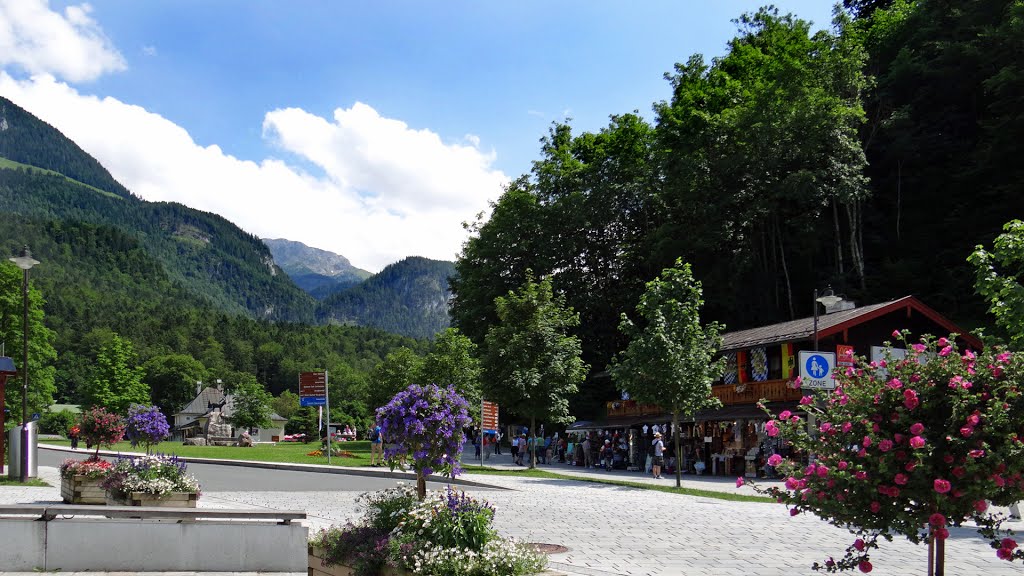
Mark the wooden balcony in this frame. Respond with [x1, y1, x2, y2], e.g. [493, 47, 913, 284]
[712, 379, 802, 406]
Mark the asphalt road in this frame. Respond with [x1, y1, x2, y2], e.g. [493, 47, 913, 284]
[40, 447, 490, 492]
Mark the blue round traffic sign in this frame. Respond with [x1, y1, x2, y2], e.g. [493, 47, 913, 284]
[805, 354, 830, 379]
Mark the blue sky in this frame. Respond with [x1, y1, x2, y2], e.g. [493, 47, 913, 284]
[1, 1, 835, 270]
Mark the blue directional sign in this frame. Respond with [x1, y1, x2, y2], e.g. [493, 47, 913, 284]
[799, 351, 836, 390]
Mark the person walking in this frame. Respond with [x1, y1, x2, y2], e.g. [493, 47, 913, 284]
[494, 430, 502, 455]
[582, 436, 593, 468]
[510, 430, 519, 462]
[369, 425, 384, 467]
[517, 434, 527, 465]
[651, 432, 665, 479]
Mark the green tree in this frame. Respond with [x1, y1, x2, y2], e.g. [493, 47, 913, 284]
[0, 262, 57, 421]
[611, 260, 726, 488]
[482, 273, 589, 468]
[418, 328, 482, 421]
[270, 390, 300, 420]
[142, 354, 207, 416]
[81, 333, 149, 413]
[969, 219, 1024, 349]
[368, 347, 424, 411]
[229, 375, 272, 432]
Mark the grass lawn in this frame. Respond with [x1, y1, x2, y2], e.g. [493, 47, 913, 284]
[461, 464, 773, 503]
[0, 477, 50, 487]
[43, 438, 376, 467]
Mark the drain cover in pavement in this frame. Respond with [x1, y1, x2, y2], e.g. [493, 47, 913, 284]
[527, 543, 569, 554]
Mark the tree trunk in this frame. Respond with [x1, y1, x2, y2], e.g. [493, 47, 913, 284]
[775, 217, 795, 319]
[416, 470, 426, 501]
[845, 201, 866, 291]
[832, 199, 845, 275]
[529, 416, 536, 469]
[927, 523, 945, 576]
[673, 411, 681, 488]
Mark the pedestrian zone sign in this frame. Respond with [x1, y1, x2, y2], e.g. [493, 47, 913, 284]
[799, 351, 836, 390]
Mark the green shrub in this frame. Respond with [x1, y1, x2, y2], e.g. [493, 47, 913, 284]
[39, 410, 77, 436]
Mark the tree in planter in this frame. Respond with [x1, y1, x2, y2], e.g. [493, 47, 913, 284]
[746, 332, 1024, 574]
[375, 383, 471, 500]
[611, 259, 726, 487]
[482, 273, 588, 468]
[124, 404, 170, 454]
[77, 406, 125, 459]
[228, 376, 272, 435]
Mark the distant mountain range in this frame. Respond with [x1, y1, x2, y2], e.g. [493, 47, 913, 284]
[0, 95, 454, 340]
[263, 238, 371, 298]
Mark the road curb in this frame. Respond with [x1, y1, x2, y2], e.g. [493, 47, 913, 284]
[40, 444, 509, 490]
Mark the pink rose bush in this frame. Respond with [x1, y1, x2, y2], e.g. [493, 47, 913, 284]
[747, 333, 1024, 573]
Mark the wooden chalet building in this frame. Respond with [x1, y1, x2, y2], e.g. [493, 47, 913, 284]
[570, 296, 981, 477]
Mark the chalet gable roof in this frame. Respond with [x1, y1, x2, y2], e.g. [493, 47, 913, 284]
[720, 296, 981, 351]
[173, 386, 225, 417]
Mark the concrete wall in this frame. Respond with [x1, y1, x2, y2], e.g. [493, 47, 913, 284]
[0, 517, 307, 572]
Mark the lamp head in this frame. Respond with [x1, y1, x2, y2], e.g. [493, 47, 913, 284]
[9, 246, 39, 271]
[816, 285, 843, 308]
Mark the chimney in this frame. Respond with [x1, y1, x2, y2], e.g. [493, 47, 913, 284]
[196, 381, 202, 395]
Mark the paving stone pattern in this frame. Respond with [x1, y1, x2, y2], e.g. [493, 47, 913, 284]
[4, 461, 1023, 576]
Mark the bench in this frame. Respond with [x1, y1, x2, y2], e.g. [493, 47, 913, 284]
[0, 504, 305, 524]
[0, 504, 308, 572]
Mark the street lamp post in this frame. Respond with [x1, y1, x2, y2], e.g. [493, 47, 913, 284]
[9, 246, 39, 483]
[812, 285, 843, 351]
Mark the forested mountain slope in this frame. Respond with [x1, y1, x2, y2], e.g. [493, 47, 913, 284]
[264, 238, 371, 298]
[318, 257, 455, 339]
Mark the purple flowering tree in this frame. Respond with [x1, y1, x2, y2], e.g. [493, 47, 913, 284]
[375, 384, 472, 500]
[124, 404, 170, 454]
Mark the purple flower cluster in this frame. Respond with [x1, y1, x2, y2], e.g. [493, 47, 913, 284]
[375, 384, 471, 479]
[125, 404, 170, 452]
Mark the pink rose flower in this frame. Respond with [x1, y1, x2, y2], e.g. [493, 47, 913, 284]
[969, 449, 985, 458]
[863, 436, 873, 448]
[997, 352, 1012, 364]
[892, 330, 901, 338]
[938, 337, 949, 347]
[779, 410, 792, 420]
[929, 513, 946, 527]
[934, 478, 952, 494]
[820, 422, 833, 434]
[952, 466, 966, 478]
[933, 527, 949, 540]
[790, 507, 799, 516]
[859, 560, 873, 573]
[967, 414, 980, 426]
[766, 421, 779, 437]
[1002, 538, 1018, 550]
[736, 477, 745, 488]
[894, 473, 908, 485]
[997, 548, 1013, 561]
[910, 436, 926, 449]
[842, 422, 853, 433]
[939, 346, 952, 357]
[975, 500, 989, 513]
[768, 454, 783, 467]
[800, 395, 814, 405]
[912, 343, 926, 353]
[887, 378, 902, 389]
[903, 389, 919, 410]
[853, 538, 865, 551]
[837, 460, 848, 471]
[960, 426, 973, 437]
[878, 439, 893, 452]
[856, 471, 868, 481]
[870, 501, 881, 513]
[905, 462, 917, 472]
[816, 465, 829, 478]
[910, 423, 925, 435]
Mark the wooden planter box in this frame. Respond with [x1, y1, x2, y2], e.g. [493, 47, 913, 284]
[61, 475, 107, 505]
[105, 490, 199, 507]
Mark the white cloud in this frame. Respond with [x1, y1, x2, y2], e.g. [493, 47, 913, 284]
[0, 73, 507, 271]
[0, 0, 125, 82]
[141, 45, 157, 57]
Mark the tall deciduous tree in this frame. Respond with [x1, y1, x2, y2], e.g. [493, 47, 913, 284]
[142, 353, 208, 417]
[611, 260, 726, 487]
[482, 273, 588, 468]
[418, 328, 482, 421]
[368, 347, 424, 411]
[229, 375, 272, 432]
[81, 333, 149, 414]
[970, 219, 1024, 349]
[0, 262, 57, 419]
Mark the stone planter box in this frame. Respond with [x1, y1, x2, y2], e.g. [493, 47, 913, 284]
[308, 546, 566, 576]
[308, 547, 410, 576]
[61, 475, 107, 505]
[105, 490, 199, 507]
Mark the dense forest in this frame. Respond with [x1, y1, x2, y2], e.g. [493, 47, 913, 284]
[451, 0, 1024, 417]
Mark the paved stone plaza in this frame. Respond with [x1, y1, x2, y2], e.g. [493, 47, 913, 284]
[5, 460, 1023, 576]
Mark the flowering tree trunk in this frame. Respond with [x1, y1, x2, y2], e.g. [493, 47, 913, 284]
[928, 524, 945, 576]
[416, 470, 426, 500]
